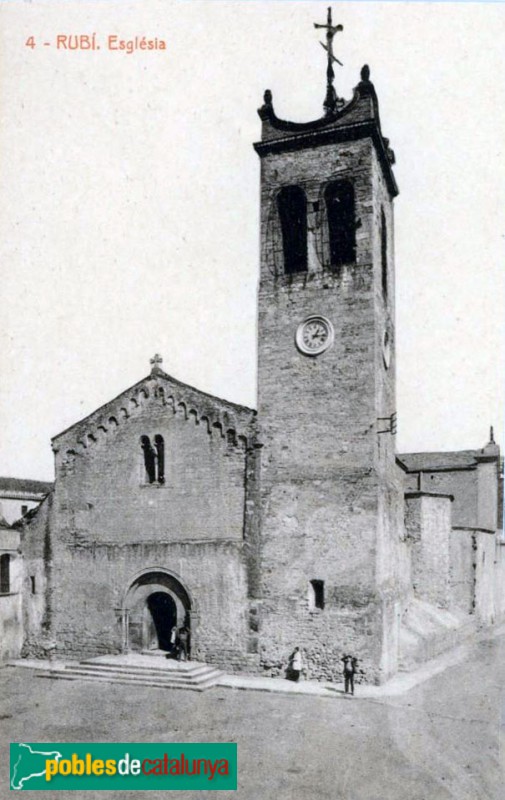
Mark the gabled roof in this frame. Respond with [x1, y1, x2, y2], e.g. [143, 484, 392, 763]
[52, 368, 257, 456]
[397, 451, 481, 473]
[0, 476, 53, 496]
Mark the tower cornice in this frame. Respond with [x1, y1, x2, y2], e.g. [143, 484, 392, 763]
[254, 67, 398, 198]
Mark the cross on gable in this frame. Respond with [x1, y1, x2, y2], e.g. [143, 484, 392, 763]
[150, 353, 163, 373]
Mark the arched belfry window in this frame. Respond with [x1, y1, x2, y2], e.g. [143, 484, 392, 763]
[325, 180, 356, 268]
[381, 208, 388, 297]
[140, 435, 165, 485]
[277, 185, 308, 275]
[0, 554, 10, 593]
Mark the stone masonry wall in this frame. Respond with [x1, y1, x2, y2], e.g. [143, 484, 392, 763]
[20, 495, 53, 657]
[53, 391, 250, 546]
[449, 527, 474, 614]
[23, 385, 254, 663]
[256, 136, 403, 684]
[0, 528, 23, 661]
[404, 469, 478, 529]
[372, 148, 405, 679]
[405, 493, 452, 608]
[449, 527, 498, 623]
[473, 530, 497, 624]
[48, 541, 249, 664]
[494, 541, 505, 620]
[258, 474, 382, 682]
[477, 459, 499, 531]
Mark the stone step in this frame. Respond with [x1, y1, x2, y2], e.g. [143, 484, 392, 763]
[77, 661, 212, 679]
[41, 660, 223, 692]
[40, 669, 220, 692]
[80, 656, 206, 667]
[60, 666, 221, 685]
[74, 666, 222, 685]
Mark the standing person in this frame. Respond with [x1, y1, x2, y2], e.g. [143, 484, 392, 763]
[341, 654, 358, 695]
[288, 647, 303, 682]
[178, 625, 190, 662]
[169, 624, 178, 658]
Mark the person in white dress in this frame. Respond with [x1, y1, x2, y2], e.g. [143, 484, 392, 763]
[288, 647, 303, 681]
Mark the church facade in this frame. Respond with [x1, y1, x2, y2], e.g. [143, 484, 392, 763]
[16, 55, 505, 683]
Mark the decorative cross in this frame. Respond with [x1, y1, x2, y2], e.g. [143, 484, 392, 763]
[150, 353, 163, 371]
[314, 7, 344, 116]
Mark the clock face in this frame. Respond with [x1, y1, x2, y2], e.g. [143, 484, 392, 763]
[295, 316, 334, 356]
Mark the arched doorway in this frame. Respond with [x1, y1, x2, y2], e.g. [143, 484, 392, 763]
[122, 569, 192, 654]
[146, 592, 176, 651]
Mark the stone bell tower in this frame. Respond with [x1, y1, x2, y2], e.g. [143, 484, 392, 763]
[254, 11, 404, 683]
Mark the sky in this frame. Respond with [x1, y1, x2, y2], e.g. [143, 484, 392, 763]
[0, 0, 504, 480]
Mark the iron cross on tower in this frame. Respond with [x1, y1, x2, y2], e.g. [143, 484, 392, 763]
[314, 7, 344, 115]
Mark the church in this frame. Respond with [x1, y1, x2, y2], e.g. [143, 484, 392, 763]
[11, 18, 505, 684]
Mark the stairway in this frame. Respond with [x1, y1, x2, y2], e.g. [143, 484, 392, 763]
[40, 653, 224, 692]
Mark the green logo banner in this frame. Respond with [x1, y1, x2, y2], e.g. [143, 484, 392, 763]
[10, 742, 237, 791]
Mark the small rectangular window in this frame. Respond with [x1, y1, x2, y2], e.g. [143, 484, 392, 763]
[30, 576, 36, 594]
[309, 579, 325, 610]
[21, 505, 28, 516]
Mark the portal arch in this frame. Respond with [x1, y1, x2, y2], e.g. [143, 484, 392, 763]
[122, 568, 193, 653]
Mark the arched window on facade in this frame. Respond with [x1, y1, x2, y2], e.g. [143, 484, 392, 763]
[141, 434, 165, 484]
[277, 185, 308, 275]
[381, 208, 388, 298]
[154, 435, 165, 484]
[325, 180, 356, 268]
[141, 435, 156, 484]
[0, 554, 10, 594]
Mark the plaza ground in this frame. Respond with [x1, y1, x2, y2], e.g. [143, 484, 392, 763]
[1, 630, 504, 800]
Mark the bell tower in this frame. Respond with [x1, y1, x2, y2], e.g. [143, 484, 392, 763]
[254, 13, 403, 683]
